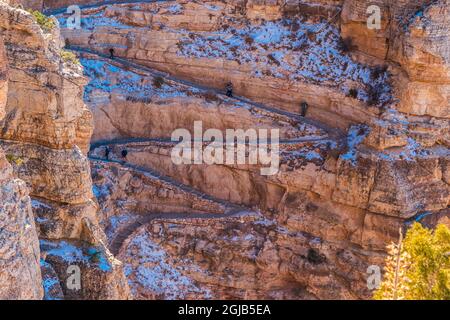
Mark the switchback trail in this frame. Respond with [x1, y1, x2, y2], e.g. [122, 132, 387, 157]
[91, 156, 258, 255]
[90, 156, 253, 214]
[108, 210, 255, 255]
[44, 0, 176, 15]
[90, 135, 332, 152]
[69, 46, 345, 142]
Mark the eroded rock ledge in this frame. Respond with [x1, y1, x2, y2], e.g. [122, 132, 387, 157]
[0, 0, 130, 300]
[0, 0, 448, 300]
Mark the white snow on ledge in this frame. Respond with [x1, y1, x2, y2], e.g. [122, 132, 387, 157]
[123, 229, 211, 300]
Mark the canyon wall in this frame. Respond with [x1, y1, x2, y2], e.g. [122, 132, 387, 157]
[0, 19, 42, 300]
[0, 0, 130, 299]
[56, 0, 449, 299]
[342, 0, 450, 122]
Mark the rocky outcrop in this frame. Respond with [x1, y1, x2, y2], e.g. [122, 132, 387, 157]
[60, 1, 390, 131]
[8, 0, 43, 10]
[0, 1, 95, 239]
[0, 6, 92, 152]
[0, 15, 42, 299]
[1, 0, 445, 300]
[0, 1, 130, 299]
[89, 122, 448, 298]
[0, 153, 43, 299]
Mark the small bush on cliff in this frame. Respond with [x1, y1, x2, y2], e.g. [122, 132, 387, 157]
[201, 90, 220, 103]
[366, 84, 384, 106]
[371, 65, 388, 80]
[28, 10, 55, 33]
[374, 223, 450, 300]
[60, 50, 80, 65]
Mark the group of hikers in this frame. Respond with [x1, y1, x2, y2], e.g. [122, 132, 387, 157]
[104, 147, 127, 160]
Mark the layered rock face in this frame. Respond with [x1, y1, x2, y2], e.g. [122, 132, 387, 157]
[0, 28, 42, 300]
[52, 0, 449, 299]
[80, 55, 325, 143]
[0, 0, 130, 299]
[8, 0, 43, 10]
[342, 0, 450, 143]
[1, 0, 447, 300]
[61, 0, 391, 130]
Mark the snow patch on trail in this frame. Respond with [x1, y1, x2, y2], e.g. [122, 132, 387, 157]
[57, 12, 132, 30]
[40, 240, 113, 272]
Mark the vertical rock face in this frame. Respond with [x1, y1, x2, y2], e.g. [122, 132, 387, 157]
[54, 0, 448, 299]
[0, 0, 130, 299]
[8, 0, 43, 10]
[390, 1, 450, 119]
[0, 0, 95, 242]
[0, 155, 43, 299]
[0, 33, 6, 117]
[0, 20, 42, 300]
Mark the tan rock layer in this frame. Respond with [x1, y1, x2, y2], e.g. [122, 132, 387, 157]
[0, 26, 42, 299]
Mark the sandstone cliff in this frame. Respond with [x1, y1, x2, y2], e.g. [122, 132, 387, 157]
[1, 0, 448, 300]
[0, 31, 42, 300]
[52, 0, 449, 299]
[0, 0, 130, 299]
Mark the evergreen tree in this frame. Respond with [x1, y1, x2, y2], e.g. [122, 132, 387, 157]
[374, 223, 450, 300]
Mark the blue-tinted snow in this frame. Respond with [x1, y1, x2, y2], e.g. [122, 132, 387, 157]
[57, 12, 132, 31]
[40, 240, 112, 272]
[341, 125, 369, 164]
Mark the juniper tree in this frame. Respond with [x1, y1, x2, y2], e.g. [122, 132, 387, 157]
[374, 223, 450, 300]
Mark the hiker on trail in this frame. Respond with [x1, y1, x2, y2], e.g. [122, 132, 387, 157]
[121, 149, 128, 159]
[109, 48, 115, 60]
[300, 101, 309, 117]
[225, 81, 233, 97]
[105, 146, 110, 160]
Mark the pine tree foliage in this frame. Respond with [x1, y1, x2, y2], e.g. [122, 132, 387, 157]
[374, 223, 450, 300]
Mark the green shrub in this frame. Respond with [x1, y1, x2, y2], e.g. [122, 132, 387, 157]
[60, 50, 80, 65]
[28, 10, 55, 33]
